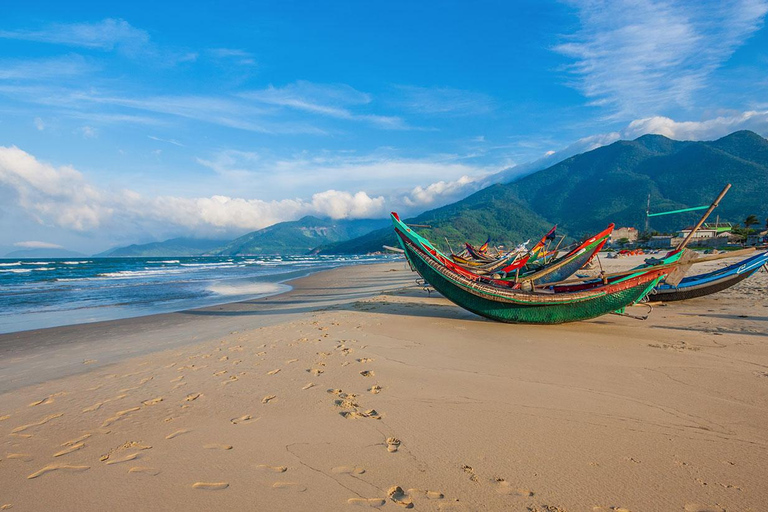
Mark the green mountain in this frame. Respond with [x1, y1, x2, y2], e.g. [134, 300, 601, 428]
[213, 216, 389, 255]
[98, 238, 225, 257]
[322, 130, 768, 254]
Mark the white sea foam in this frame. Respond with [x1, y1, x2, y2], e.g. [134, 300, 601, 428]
[0, 262, 22, 267]
[147, 260, 180, 264]
[207, 282, 288, 297]
[0, 268, 32, 273]
[63, 261, 91, 265]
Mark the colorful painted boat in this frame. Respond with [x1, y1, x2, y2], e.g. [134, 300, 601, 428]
[392, 213, 671, 324]
[652, 250, 768, 301]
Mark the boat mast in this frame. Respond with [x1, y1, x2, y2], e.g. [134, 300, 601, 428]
[675, 184, 731, 252]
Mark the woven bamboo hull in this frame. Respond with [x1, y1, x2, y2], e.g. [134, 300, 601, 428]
[399, 233, 666, 324]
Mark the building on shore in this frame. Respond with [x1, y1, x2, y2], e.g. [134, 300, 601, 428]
[609, 227, 639, 246]
[747, 229, 768, 246]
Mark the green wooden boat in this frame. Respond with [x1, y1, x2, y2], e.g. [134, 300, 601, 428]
[392, 212, 672, 324]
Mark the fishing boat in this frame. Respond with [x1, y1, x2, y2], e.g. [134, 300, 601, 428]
[448, 224, 612, 285]
[652, 250, 768, 301]
[392, 212, 673, 324]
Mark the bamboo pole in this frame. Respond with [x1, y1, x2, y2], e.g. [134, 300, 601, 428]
[675, 184, 731, 251]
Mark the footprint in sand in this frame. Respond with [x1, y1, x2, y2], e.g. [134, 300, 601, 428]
[166, 429, 191, 440]
[129, 466, 161, 476]
[28, 392, 65, 407]
[0, 415, 10, 422]
[369, 385, 382, 394]
[347, 498, 387, 508]
[285, 359, 298, 364]
[101, 407, 141, 428]
[62, 434, 92, 447]
[272, 482, 306, 492]
[407, 489, 444, 500]
[1, 504, 11, 510]
[309, 369, 324, 376]
[302, 383, 315, 390]
[257, 464, 288, 473]
[495, 479, 533, 496]
[357, 358, 374, 363]
[332, 466, 366, 475]
[12, 413, 63, 434]
[185, 393, 202, 402]
[27, 464, 90, 479]
[6, 453, 34, 462]
[388, 486, 414, 508]
[83, 394, 127, 413]
[386, 438, 401, 453]
[684, 505, 725, 512]
[262, 395, 277, 404]
[193, 482, 229, 490]
[142, 397, 164, 406]
[204, 444, 233, 450]
[593, 508, 633, 512]
[461, 465, 479, 483]
[359, 370, 374, 378]
[267, 369, 281, 376]
[54, 443, 85, 457]
[230, 415, 257, 425]
[105, 453, 141, 465]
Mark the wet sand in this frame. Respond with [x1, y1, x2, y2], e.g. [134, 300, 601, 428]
[1, 257, 766, 511]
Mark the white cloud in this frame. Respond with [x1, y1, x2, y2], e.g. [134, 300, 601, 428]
[0, 19, 150, 55]
[391, 85, 494, 116]
[148, 135, 184, 147]
[79, 126, 97, 138]
[0, 54, 92, 81]
[14, 240, 63, 249]
[242, 81, 409, 130]
[33, 117, 45, 131]
[556, 0, 768, 116]
[623, 111, 768, 140]
[0, 146, 388, 236]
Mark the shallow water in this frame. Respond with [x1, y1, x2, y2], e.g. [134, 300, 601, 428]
[0, 255, 393, 333]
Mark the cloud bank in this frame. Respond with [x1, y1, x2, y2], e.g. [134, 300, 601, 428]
[557, 0, 768, 116]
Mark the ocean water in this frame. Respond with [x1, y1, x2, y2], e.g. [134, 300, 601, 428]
[0, 255, 393, 334]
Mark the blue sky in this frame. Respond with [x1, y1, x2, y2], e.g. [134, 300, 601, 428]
[1, 0, 767, 254]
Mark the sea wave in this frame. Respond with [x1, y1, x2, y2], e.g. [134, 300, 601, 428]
[63, 261, 92, 265]
[0, 268, 32, 273]
[148, 260, 180, 264]
[0, 262, 22, 267]
[97, 269, 187, 279]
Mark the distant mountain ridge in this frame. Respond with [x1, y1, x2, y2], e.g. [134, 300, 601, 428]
[321, 130, 768, 254]
[213, 216, 389, 255]
[97, 238, 225, 257]
[4, 248, 88, 259]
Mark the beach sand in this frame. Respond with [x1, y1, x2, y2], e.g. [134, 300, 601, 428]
[1, 257, 766, 511]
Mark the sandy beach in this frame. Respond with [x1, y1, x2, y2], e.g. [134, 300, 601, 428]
[1, 257, 767, 511]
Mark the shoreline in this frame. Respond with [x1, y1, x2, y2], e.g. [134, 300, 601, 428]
[0, 261, 411, 392]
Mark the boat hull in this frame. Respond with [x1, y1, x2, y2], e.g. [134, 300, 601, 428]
[400, 233, 665, 324]
[652, 251, 768, 302]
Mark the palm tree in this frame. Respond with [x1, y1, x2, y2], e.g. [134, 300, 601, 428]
[744, 215, 759, 229]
